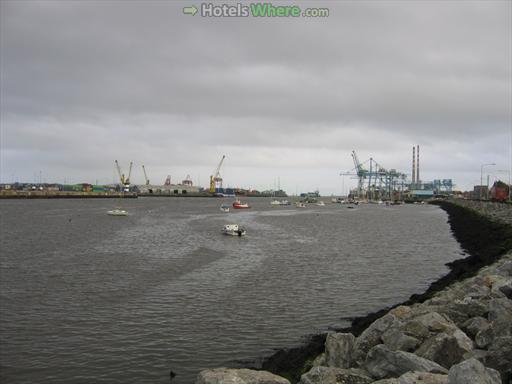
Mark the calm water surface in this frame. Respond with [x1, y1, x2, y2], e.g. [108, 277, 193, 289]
[0, 198, 464, 383]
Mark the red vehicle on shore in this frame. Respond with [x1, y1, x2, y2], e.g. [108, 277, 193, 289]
[490, 181, 510, 202]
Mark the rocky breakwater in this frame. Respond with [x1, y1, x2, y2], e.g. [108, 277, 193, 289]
[193, 201, 512, 384]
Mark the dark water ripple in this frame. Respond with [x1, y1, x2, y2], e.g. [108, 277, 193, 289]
[0, 198, 464, 383]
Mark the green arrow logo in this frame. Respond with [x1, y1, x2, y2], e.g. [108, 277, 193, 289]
[183, 6, 198, 16]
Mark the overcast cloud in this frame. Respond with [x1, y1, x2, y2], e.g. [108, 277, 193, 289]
[1, 0, 511, 194]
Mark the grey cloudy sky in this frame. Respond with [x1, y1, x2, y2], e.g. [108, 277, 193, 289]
[1, 0, 511, 194]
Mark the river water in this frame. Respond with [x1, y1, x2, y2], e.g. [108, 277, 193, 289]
[0, 198, 464, 383]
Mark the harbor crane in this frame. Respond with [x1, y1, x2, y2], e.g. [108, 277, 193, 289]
[142, 165, 150, 185]
[210, 155, 226, 193]
[115, 160, 133, 192]
[341, 151, 407, 200]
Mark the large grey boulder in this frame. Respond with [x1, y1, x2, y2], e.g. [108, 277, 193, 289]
[484, 336, 512, 383]
[499, 284, 512, 299]
[412, 312, 457, 333]
[462, 349, 489, 363]
[402, 319, 430, 341]
[195, 368, 290, 384]
[475, 299, 512, 349]
[495, 260, 512, 276]
[312, 353, 326, 367]
[365, 344, 447, 379]
[488, 297, 512, 324]
[298, 366, 373, 384]
[462, 316, 490, 339]
[381, 327, 420, 352]
[475, 326, 495, 349]
[452, 296, 489, 319]
[416, 329, 473, 368]
[354, 314, 400, 356]
[397, 371, 448, 384]
[447, 358, 501, 384]
[325, 332, 356, 368]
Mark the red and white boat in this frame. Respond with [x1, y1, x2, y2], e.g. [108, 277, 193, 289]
[232, 199, 250, 209]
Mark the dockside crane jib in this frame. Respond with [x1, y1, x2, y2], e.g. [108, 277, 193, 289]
[115, 160, 125, 185]
[142, 165, 150, 185]
[114, 160, 133, 192]
[210, 155, 226, 193]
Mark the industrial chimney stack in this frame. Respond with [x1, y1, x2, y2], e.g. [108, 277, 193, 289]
[412, 146, 416, 185]
[416, 145, 420, 185]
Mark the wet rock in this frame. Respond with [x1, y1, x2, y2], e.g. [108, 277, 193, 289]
[447, 358, 501, 384]
[325, 332, 356, 368]
[397, 371, 449, 384]
[484, 336, 512, 383]
[415, 329, 473, 369]
[381, 327, 420, 352]
[365, 344, 447, 379]
[462, 316, 490, 339]
[298, 366, 373, 384]
[354, 314, 400, 356]
[372, 380, 399, 384]
[195, 368, 290, 384]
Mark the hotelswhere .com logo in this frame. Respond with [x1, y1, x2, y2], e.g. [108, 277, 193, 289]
[183, 3, 329, 18]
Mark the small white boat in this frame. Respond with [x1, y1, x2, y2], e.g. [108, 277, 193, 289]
[107, 208, 128, 216]
[295, 202, 306, 208]
[220, 204, 230, 213]
[221, 224, 246, 236]
[271, 199, 290, 206]
[316, 201, 325, 206]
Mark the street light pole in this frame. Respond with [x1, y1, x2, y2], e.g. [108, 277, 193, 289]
[480, 163, 496, 200]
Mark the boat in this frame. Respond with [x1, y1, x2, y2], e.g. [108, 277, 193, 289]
[221, 224, 246, 236]
[107, 208, 128, 216]
[232, 200, 250, 209]
[295, 202, 306, 208]
[316, 201, 325, 206]
[220, 204, 230, 212]
[271, 199, 290, 206]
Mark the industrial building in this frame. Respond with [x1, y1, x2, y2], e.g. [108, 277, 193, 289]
[344, 146, 454, 201]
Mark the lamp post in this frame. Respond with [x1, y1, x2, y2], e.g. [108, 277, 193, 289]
[480, 163, 495, 200]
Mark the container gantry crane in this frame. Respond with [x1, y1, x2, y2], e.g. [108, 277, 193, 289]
[341, 151, 407, 201]
[210, 155, 226, 193]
